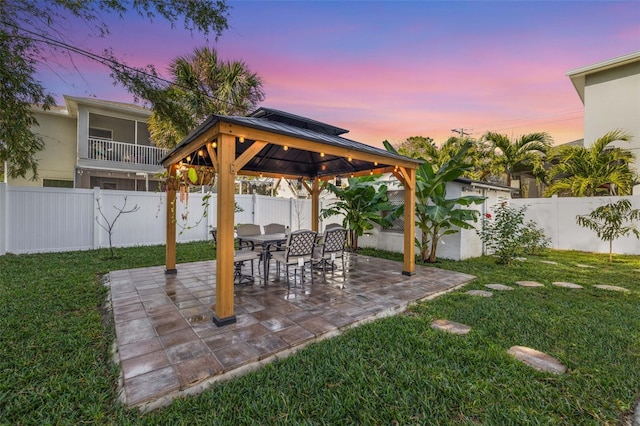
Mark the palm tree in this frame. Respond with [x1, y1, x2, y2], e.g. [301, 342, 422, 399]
[150, 46, 265, 148]
[484, 131, 552, 189]
[395, 136, 492, 181]
[545, 130, 637, 197]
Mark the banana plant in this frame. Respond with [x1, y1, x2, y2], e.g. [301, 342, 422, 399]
[385, 140, 485, 262]
[321, 176, 394, 251]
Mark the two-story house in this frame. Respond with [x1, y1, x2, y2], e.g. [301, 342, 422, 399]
[8, 95, 168, 191]
[566, 51, 640, 184]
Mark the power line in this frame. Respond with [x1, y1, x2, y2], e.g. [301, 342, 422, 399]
[451, 128, 471, 138]
[2, 20, 236, 108]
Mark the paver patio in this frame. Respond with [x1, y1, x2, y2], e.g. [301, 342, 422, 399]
[106, 253, 475, 410]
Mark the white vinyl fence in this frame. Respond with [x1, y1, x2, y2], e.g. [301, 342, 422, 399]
[0, 184, 315, 255]
[510, 195, 640, 255]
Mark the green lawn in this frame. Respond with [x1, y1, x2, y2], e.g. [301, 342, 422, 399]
[1, 244, 638, 424]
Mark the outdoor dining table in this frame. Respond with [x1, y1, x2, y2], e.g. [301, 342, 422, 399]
[239, 233, 288, 284]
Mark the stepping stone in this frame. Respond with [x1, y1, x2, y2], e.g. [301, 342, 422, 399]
[516, 281, 544, 288]
[539, 260, 558, 265]
[515, 257, 527, 262]
[430, 319, 471, 335]
[576, 264, 595, 268]
[508, 346, 567, 374]
[466, 290, 493, 297]
[594, 284, 629, 292]
[552, 281, 583, 289]
[485, 284, 513, 291]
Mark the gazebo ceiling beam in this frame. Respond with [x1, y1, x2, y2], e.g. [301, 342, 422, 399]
[163, 123, 221, 166]
[233, 140, 267, 171]
[218, 122, 418, 170]
[237, 165, 394, 181]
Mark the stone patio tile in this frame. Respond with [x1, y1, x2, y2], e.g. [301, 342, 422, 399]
[234, 323, 270, 340]
[149, 310, 184, 326]
[160, 327, 200, 349]
[203, 331, 242, 351]
[299, 317, 338, 336]
[112, 294, 143, 308]
[275, 325, 315, 346]
[251, 308, 283, 321]
[430, 319, 471, 335]
[165, 340, 211, 364]
[246, 334, 289, 359]
[322, 311, 356, 328]
[515, 281, 544, 288]
[174, 353, 223, 389]
[594, 284, 629, 292]
[508, 346, 567, 374]
[485, 284, 514, 291]
[154, 319, 192, 336]
[214, 342, 260, 371]
[118, 337, 163, 362]
[113, 302, 145, 317]
[118, 326, 157, 346]
[261, 316, 296, 332]
[466, 290, 493, 297]
[121, 349, 171, 380]
[552, 281, 583, 289]
[116, 317, 153, 333]
[114, 308, 149, 324]
[124, 365, 180, 406]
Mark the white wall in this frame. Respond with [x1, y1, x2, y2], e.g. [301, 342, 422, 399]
[510, 195, 640, 255]
[584, 61, 640, 178]
[9, 110, 77, 187]
[358, 182, 511, 260]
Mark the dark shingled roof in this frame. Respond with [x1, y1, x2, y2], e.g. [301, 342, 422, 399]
[162, 109, 422, 179]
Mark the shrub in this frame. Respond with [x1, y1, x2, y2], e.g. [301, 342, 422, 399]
[477, 202, 549, 264]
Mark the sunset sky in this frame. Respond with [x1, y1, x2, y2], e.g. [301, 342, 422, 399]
[37, 1, 640, 148]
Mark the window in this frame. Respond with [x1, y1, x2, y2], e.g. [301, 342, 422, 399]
[89, 127, 113, 140]
[43, 179, 73, 188]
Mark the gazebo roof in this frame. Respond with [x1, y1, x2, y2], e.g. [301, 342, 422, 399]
[161, 108, 422, 179]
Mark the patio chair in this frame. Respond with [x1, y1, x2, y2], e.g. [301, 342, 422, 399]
[270, 229, 317, 287]
[313, 226, 347, 282]
[233, 249, 260, 285]
[210, 227, 217, 248]
[263, 223, 286, 234]
[236, 223, 262, 251]
[325, 223, 343, 231]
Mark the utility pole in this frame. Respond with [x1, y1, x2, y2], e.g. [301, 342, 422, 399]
[451, 128, 470, 139]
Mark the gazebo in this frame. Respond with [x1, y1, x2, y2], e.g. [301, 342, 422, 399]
[161, 108, 422, 326]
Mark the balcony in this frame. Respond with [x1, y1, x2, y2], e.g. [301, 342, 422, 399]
[87, 138, 169, 167]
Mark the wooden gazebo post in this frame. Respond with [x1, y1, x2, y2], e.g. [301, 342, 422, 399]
[213, 133, 237, 326]
[165, 165, 177, 274]
[402, 168, 416, 275]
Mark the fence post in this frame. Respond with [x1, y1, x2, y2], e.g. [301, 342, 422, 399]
[288, 197, 293, 230]
[0, 183, 6, 255]
[93, 187, 101, 250]
[207, 192, 215, 240]
[252, 193, 257, 225]
[552, 194, 559, 250]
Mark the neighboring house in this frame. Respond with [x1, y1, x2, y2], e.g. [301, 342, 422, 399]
[8, 95, 168, 191]
[566, 51, 640, 182]
[358, 177, 514, 261]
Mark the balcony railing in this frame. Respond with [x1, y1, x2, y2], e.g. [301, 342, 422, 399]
[88, 138, 169, 167]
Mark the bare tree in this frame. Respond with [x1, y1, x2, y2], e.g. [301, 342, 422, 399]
[95, 196, 140, 259]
